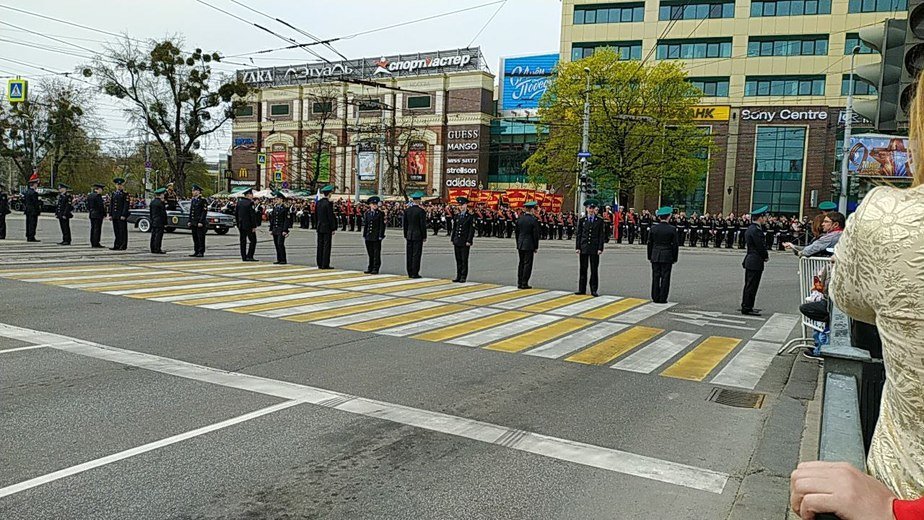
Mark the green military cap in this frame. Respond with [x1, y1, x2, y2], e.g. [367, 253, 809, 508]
[523, 200, 538, 208]
[153, 187, 167, 195]
[112, 177, 125, 185]
[410, 191, 424, 200]
[751, 205, 769, 217]
[320, 185, 336, 193]
[191, 184, 203, 191]
[583, 199, 599, 208]
[818, 201, 837, 211]
[273, 190, 286, 199]
[58, 183, 70, 190]
[656, 206, 673, 217]
[367, 195, 381, 204]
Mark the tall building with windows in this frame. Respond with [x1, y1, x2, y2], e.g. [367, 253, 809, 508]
[560, 0, 907, 216]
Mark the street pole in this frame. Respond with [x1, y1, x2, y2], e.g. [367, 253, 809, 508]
[378, 107, 386, 196]
[578, 68, 591, 213]
[839, 47, 860, 214]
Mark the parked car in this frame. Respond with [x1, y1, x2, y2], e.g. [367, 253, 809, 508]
[10, 188, 59, 213]
[128, 200, 234, 235]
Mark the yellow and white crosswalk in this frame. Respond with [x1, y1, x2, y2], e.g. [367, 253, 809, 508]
[0, 261, 800, 390]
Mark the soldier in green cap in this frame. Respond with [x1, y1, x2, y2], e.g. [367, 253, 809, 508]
[109, 178, 129, 250]
[362, 196, 385, 274]
[315, 185, 337, 269]
[149, 187, 168, 254]
[648, 206, 679, 303]
[818, 201, 838, 212]
[269, 191, 292, 264]
[403, 191, 428, 278]
[515, 200, 540, 289]
[575, 199, 606, 296]
[55, 183, 73, 245]
[188, 184, 207, 257]
[741, 205, 770, 316]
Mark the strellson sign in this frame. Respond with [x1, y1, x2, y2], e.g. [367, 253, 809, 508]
[238, 48, 482, 87]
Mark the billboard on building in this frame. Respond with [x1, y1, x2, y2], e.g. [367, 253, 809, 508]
[407, 141, 428, 183]
[847, 134, 913, 178]
[357, 141, 377, 182]
[498, 53, 559, 117]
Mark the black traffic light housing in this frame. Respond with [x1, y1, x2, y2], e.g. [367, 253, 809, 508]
[900, 1, 924, 121]
[854, 18, 907, 131]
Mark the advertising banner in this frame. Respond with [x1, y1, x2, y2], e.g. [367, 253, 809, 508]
[270, 151, 288, 182]
[233, 137, 256, 150]
[847, 134, 913, 178]
[498, 53, 559, 117]
[357, 141, 377, 182]
[407, 141, 428, 183]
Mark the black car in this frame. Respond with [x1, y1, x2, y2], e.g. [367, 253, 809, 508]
[129, 200, 234, 235]
[10, 188, 59, 213]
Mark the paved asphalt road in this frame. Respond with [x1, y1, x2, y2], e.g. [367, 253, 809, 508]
[0, 214, 817, 519]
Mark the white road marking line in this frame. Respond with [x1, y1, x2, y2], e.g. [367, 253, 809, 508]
[610, 302, 676, 324]
[751, 313, 800, 343]
[61, 275, 213, 289]
[377, 307, 503, 336]
[0, 400, 302, 499]
[149, 284, 301, 303]
[524, 322, 629, 359]
[547, 295, 622, 316]
[611, 331, 702, 373]
[261, 270, 360, 282]
[103, 279, 251, 296]
[344, 278, 438, 292]
[490, 290, 570, 309]
[17, 270, 175, 283]
[0, 323, 729, 494]
[310, 301, 444, 327]
[0, 266, 143, 277]
[175, 265, 316, 274]
[438, 286, 519, 303]
[199, 289, 343, 310]
[309, 274, 388, 286]
[252, 294, 391, 318]
[388, 281, 483, 297]
[0, 341, 85, 354]
[709, 340, 781, 389]
[448, 314, 561, 347]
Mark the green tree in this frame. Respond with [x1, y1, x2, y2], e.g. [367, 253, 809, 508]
[525, 50, 712, 202]
[86, 38, 251, 197]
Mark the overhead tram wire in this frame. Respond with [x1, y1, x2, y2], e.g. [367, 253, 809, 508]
[227, 0, 349, 61]
[467, 0, 507, 48]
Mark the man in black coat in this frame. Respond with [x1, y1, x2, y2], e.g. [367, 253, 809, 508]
[362, 196, 386, 274]
[403, 191, 428, 278]
[55, 183, 74, 245]
[515, 201, 540, 289]
[741, 205, 770, 316]
[109, 177, 130, 250]
[87, 183, 106, 248]
[315, 185, 337, 269]
[268, 191, 292, 264]
[450, 196, 476, 283]
[647, 207, 679, 304]
[0, 183, 9, 240]
[23, 174, 41, 242]
[235, 188, 258, 261]
[575, 199, 606, 296]
[149, 187, 168, 254]
[188, 184, 208, 257]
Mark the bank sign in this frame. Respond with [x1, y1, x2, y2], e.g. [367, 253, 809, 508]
[498, 53, 559, 117]
[239, 48, 482, 87]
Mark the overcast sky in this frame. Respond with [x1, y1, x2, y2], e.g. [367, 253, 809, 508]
[0, 0, 562, 161]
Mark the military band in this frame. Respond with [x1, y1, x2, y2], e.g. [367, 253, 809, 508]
[55, 183, 73, 245]
[188, 184, 207, 257]
[148, 187, 168, 254]
[109, 177, 129, 250]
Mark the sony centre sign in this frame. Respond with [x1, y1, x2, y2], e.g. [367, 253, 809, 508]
[740, 108, 829, 122]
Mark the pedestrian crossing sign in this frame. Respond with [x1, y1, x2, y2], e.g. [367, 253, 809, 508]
[274, 171, 283, 182]
[7, 79, 27, 103]
[257, 153, 266, 165]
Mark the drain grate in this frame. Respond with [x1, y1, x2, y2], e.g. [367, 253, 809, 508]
[707, 388, 765, 409]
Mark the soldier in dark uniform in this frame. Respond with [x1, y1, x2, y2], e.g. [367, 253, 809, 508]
[575, 199, 606, 296]
[648, 207, 679, 304]
[235, 188, 258, 261]
[626, 209, 638, 244]
[737, 215, 748, 249]
[403, 192, 427, 279]
[87, 183, 106, 248]
[515, 200, 540, 289]
[565, 213, 575, 240]
[0, 183, 9, 240]
[741, 206, 770, 316]
[109, 177, 129, 250]
[701, 214, 711, 248]
[188, 184, 207, 257]
[639, 209, 652, 245]
[451, 196, 476, 283]
[725, 213, 736, 249]
[23, 173, 41, 242]
[506, 209, 516, 238]
[269, 191, 292, 264]
[55, 183, 73, 245]
[714, 214, 726, 248]
[362, 196, 385, 274]
[149, 187, 168, 254]
[164, 183, 179, 211]
[315, 185, 337, 269]
[689, 214, 700, 247]
[676, 213, 688, 246]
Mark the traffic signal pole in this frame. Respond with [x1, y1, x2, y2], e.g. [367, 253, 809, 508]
[839, 47, 859, 214]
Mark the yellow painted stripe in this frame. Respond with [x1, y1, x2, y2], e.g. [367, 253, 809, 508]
[284, 298, 412, 323]
[243, 268, 322, 280]
[467, 288, 546, 306]
[125, 282, 269, 299]
[521, 293, 591, 313]
[47, 272, 199, 286]
[320, 275, 404, 289]
[0, 265, 134, 276]
[344, 304, 467, 332]
[565, 326, 663, 365]
[486, 318, 594, 353]
[82, 277, 224, 292]
[413, 311, 528, 342]
[579, 298, 647, 320]
[660, 336, 741, 381]
[229, 292, 351, 313]
[282, 272, 369, 284]
[364, 279, 453, 294]
[130, 260, 239, 268]
[178, 287, 313, 306]
[412, 283, 496, 300]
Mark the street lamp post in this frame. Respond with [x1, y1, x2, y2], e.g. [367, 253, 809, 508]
[577, 68, 591, 212]
[839, 46, 861, 214]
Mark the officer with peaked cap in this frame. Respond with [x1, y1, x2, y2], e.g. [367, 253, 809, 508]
[315, 185, 337, 269]
[741, 205, 770, 316]
[269, 190, 292, 264]
[188, 183, 207, 257]
[451, 196, 476, 283]
[0, 182, 9, 240]
[575, 199, 606, 296]
[23, 173, 41, 242]
[648, 206, 679, 304]
[109, 177, 130, 250]
[403, 191, 428, 278]
[55, 183, 74, 245]
[515, 201, 540, 289]
[235, 187, 259, 261]
[149, 187, 168, 254]
[87, 183, 106, 248]
[362, 195, 385, 274]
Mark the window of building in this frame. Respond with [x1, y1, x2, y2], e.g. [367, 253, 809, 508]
[744, 75, 825, 96]
[407, 95, 432, 109]
[571, 41, 643, 61]
[234, 105, 254, 117]
[269, 104, 290, 116]
[656, 38, 732, 60]
[358, 99, 382, 112]
[488, 120, 542, 183]
[847, 0, 906, 12]
[574, 3, 645, 24]
[752, 127, 806, 215]
[841, 74, 878, 95]
[750, 0, 831, 16]
[687, 77, 730, 97]
[312, 101, 333, 114]
[844, 34, 878, 54]
[747, 35, 828, 56]
[658, 0, 734, 20]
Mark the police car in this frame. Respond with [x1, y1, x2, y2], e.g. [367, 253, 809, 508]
[129, 200, 234, 235]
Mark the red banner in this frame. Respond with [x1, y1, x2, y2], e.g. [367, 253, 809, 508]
[483, 191, 502, 209]
[448, 188, 471, 203]
[549, 194, 564, 213]
[505, 189, 528, 209]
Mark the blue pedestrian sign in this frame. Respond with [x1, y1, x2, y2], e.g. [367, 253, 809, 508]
[7, 79, 27, 103]
[577, 151, 592, 158]
[257, 153, 266, 165]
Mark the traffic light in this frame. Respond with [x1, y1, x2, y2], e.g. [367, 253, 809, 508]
[580, 172, 598, 197]
[830, 171, 842, 196]
[847, 176, 860, 198]
[900, 1, 924, 121]
[854, 18, 907, 131]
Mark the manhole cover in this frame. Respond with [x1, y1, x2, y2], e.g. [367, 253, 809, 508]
[707, 388, 765, 409]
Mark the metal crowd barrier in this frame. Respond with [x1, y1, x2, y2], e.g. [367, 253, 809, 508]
[779, 256, 833, 355]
